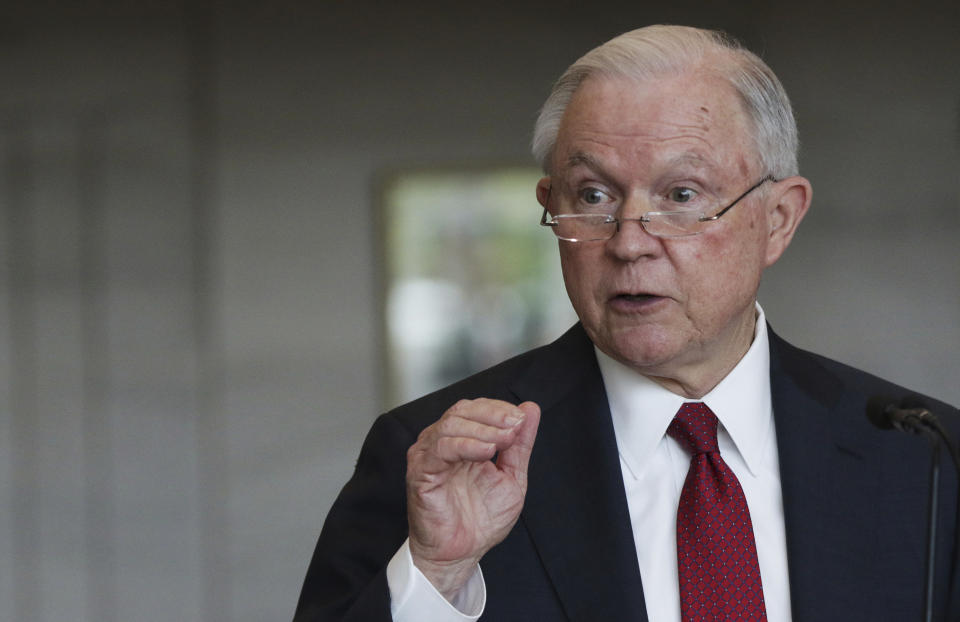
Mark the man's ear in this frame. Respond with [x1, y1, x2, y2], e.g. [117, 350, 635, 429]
[764, 176, 812, 267]
[536, 177, 552, 209]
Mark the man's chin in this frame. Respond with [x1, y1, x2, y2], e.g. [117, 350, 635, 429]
[593, 327, 687, 376]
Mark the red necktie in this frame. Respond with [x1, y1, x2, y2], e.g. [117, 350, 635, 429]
[667, 402, 767, 621]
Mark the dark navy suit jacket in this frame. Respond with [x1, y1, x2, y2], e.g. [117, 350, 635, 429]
[294, 324, 960, 621]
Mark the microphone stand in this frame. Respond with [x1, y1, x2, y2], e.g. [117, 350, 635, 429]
[871, 400, 960, 622]
[919, 415, 960, 622]
[920, 425, 940, 622]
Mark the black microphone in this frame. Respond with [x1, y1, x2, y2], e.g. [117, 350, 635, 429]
[866, 393, 960, 622]
[866, 394, 938, 434]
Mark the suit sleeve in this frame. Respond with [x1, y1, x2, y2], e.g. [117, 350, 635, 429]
[293, 414, 414, 622]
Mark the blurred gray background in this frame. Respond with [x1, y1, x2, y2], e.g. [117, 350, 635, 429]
[0, 1, 957, 620]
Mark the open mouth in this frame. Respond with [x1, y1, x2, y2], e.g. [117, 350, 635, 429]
[614, 293, 660, 302]
[616, 294, 659, 302]
[609, 293, 667, 312]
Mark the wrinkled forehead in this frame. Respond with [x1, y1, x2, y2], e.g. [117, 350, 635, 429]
[552, 72, 760, 178]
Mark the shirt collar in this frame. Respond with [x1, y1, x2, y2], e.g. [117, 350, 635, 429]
[597, 304, 773, 480]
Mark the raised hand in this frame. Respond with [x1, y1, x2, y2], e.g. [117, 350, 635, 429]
[405, 398, 541, 600]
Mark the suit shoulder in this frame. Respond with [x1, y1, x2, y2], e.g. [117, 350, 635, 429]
[770, 328, 958, 416]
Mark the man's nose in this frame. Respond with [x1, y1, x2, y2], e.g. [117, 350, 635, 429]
[605, 199, 662, 260]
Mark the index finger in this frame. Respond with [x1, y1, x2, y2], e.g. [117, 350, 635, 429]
[444, 398, 529, 431]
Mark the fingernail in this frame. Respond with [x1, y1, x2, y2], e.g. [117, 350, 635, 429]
[505, 413, 523, 427]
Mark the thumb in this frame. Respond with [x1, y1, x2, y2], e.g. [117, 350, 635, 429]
[497, 401, 540, 482]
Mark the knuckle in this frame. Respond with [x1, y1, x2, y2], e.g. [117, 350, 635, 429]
[448, 399, 471, 415]
[406, 446, 427, 473]
[414, 427, 431, 446]
[433, 418, 455, 439]
[434, 436, 454, 460]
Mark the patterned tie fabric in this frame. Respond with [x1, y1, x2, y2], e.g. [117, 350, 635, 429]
[667, 402, 767, 621]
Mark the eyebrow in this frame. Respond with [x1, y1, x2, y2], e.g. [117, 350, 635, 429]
[563, 152, 604, 172]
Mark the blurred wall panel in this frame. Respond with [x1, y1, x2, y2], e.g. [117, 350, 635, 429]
[0, 10, 205, 622]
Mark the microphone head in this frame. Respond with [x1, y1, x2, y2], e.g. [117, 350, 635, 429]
[865, 395, 897, 430]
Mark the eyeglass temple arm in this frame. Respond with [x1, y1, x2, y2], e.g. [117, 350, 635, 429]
[698, 175, 777, 223]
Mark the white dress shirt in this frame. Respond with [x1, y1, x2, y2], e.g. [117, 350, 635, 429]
[387, 306, 792, 621]
[599, 308, 792, 622]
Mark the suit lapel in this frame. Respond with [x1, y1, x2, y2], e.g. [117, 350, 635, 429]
[769, 329, 885, 621]
[510, 325, 648, 621]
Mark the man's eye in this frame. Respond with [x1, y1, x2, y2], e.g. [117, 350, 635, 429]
[668, 187, 697, 203]
[580, 188, 610, 204]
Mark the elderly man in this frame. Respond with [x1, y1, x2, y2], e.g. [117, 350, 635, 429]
[295, 25, 959, 621]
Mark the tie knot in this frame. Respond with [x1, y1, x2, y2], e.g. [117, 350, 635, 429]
[667, 402, 719, 455]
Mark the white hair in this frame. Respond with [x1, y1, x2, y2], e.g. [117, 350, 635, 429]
[531, 25, 799, 179]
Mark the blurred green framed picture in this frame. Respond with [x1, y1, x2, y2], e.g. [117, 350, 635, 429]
[380, 167, 577, 408]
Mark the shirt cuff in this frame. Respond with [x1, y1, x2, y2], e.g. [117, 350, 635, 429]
[386, 538, 486, 621]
